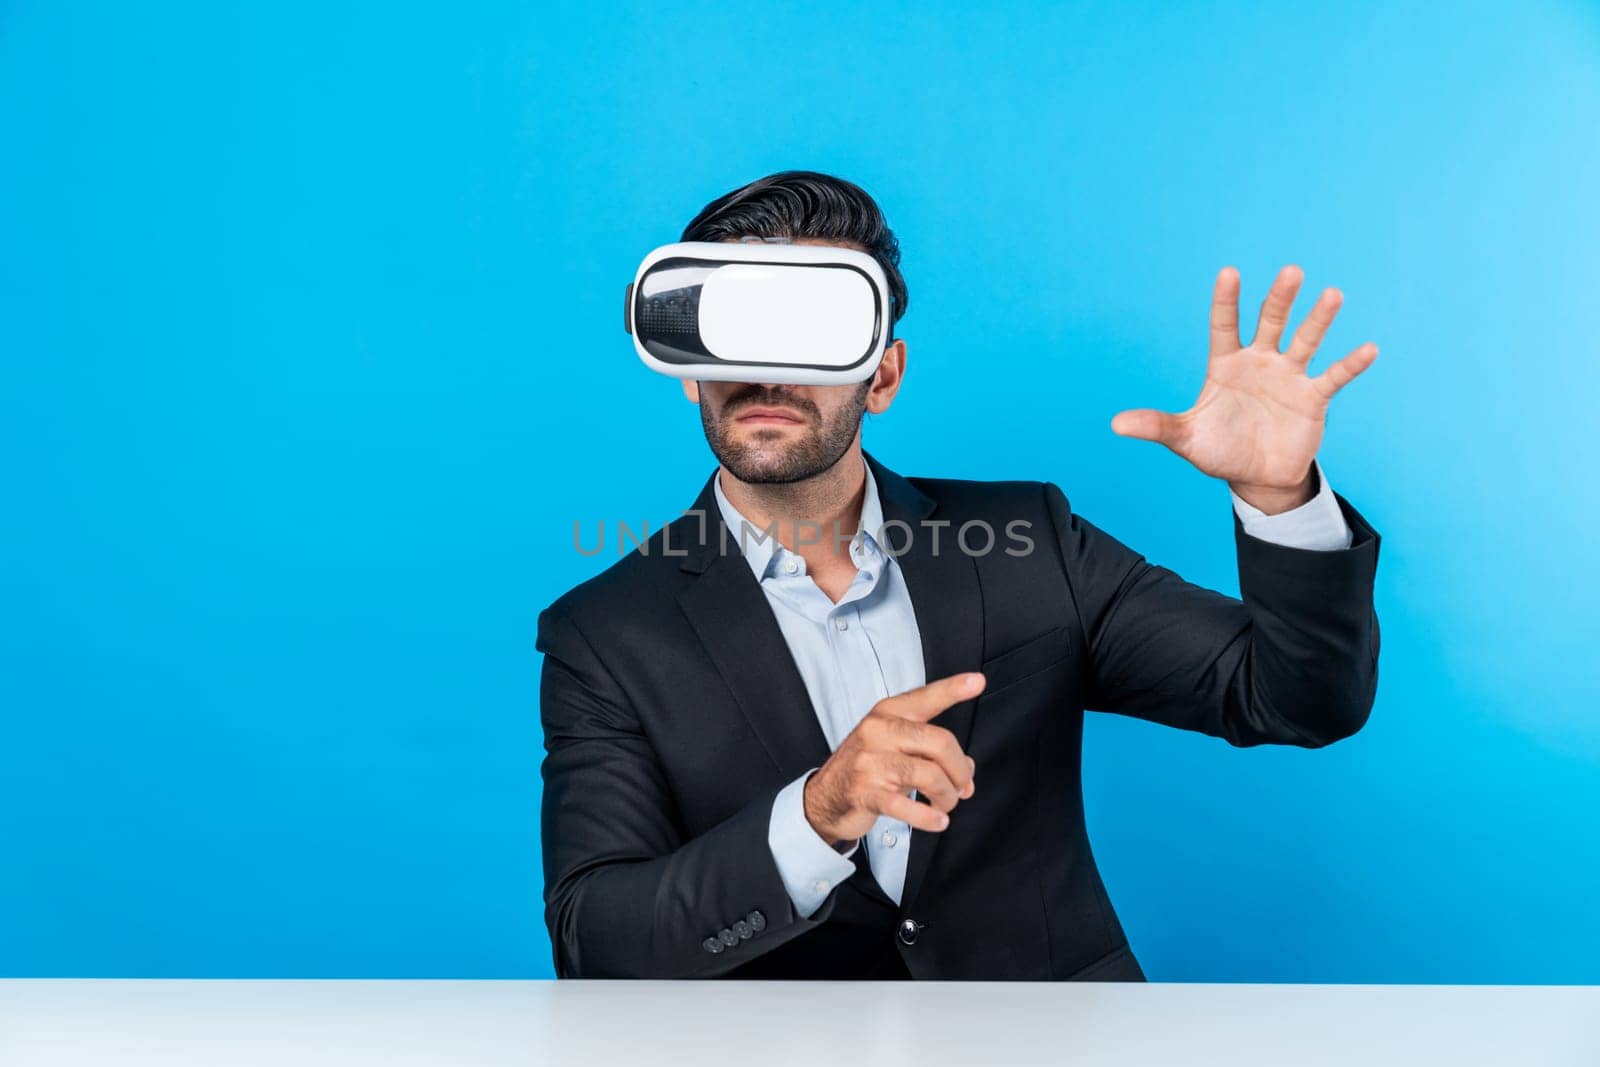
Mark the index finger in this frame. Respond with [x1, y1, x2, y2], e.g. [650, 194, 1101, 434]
[1209, 266, 1241, 357]
[879, 672, 986, 723]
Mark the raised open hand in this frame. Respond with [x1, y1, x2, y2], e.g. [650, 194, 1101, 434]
[1111, 266, 1378, 514]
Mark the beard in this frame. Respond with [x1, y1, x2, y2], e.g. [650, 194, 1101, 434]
[701, 381, 871, 484]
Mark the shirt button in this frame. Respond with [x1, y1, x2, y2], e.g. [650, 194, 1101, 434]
[782, 558, 800, 575]
[812, 880, 831, 895]
[881, 830, 898, 848]
[834, 617, 849, 631]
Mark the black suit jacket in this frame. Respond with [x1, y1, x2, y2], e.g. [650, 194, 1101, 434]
[536, 452, 1382, 979]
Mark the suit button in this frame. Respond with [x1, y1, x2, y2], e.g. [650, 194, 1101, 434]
[702, 936, 725, 955]
[732, 920, 753, 940]
[718, 928, 738, 947]
[898, 919, 921, 946]
[748, 910, 767, 933]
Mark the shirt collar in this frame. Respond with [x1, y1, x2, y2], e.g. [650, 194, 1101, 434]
[712, 457, 886, 582]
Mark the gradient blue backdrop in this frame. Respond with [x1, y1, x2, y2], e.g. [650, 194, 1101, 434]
[4, 1, 1598, 981]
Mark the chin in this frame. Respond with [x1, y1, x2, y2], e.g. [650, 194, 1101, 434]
[719, 446, 809, 485]
[730, 452, 796, 479]
[728, 426, 800, 453]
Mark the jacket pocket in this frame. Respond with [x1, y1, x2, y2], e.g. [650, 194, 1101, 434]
[979, 626, 1072, 696]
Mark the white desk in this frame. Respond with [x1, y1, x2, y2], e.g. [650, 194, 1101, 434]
[1, 980, 1596, 1066]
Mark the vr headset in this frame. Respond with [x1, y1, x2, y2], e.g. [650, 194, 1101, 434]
[623, 239, 890, 385]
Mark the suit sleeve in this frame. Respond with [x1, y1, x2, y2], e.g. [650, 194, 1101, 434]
[537, 605, 840, 977]
[1044, 480, 1382, 747]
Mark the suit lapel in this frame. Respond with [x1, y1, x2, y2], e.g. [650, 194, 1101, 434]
[866, 453, 986, 915]
[674, 473, 832, 783]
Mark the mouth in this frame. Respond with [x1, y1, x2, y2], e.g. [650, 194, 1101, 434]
[733, 405, 808, 426]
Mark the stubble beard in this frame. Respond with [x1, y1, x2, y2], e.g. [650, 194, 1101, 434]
[701, 382, 870, 485]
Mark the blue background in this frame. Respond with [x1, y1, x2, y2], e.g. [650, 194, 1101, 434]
[4, 1, 1598, 981]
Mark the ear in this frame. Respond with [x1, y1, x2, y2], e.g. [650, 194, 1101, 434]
[681, 379, 701, 404]
[865, 339, 907, 415]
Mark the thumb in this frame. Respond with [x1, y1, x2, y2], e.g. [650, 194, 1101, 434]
[1110, 408, 1181, 446]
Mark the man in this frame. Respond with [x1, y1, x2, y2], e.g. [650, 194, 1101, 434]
[537, 171, 1381, 979]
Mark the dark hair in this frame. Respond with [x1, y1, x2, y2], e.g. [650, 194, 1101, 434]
[680, 170, 909, 336]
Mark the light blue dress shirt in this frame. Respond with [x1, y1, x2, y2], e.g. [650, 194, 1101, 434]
[713, 459, 1351, 919]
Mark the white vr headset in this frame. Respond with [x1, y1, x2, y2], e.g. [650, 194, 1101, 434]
[624, 240, 890, 385]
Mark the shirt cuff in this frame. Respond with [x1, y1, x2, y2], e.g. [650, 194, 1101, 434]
[1230, 460, 1352, 552]
[767, 770, 859, 919]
